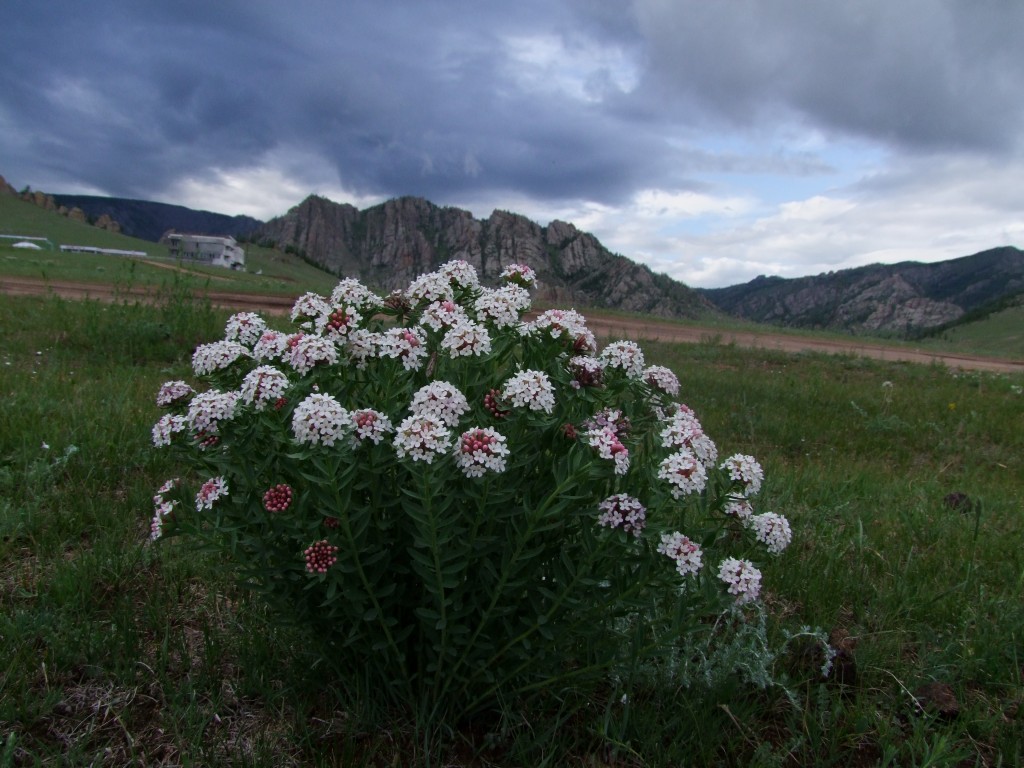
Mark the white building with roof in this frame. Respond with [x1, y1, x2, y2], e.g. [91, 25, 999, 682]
[165, 233, 245, 269]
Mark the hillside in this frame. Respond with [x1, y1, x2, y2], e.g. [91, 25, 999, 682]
[50, 194, 263, 242]
[257, 195, 713, 319]
[700, 247, 1024, 335]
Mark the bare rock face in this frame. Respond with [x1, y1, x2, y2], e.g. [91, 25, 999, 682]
[258, 195, 712, 319]
[67, 207, 87, 223]
[94, 213, 121, 233]
[0, 175, 16, 195]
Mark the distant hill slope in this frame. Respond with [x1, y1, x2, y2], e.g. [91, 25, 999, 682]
[699, 247, 1024, 335]
[256, 194, 714, 319]
[51, 195, 263, 242]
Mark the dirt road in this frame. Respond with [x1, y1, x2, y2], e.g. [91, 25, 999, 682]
[4, 275, 1023, 375]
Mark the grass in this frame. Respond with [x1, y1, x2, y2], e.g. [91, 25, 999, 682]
[1, 288, 1022, 766]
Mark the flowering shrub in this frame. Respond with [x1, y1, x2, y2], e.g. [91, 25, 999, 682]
[150, 261, 792, 722]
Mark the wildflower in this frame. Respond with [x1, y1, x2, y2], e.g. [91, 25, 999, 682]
[586, 426, 630, 475]
[406, 271, 454, 304]
[454, 427, 510, 477]
[288, 334, 338, 375]
[192, 340, 250, 376]
[644, 365, 680, 397]
[253, 330, 291, 362]
[330, 278, 383, 312]
[474, 285, 531, 327]
[597, 494, 646, 535]
[657, 532, 703, 577]
[409, 381, 470, 427]
[152, 414, 187, 447]
[317, 305, 362, 340]
[720, 454, 764, 496]
[419, 299, 469, 332]
[156, 380, 195, 408]
[263, 484, 294, 512]
[722, 496, 754, 520]
[660, 411, 717, 467]
[196, 476, 229, 511]
[290, 292, 331, 326]
[344, 328, 381, 369]
[393, 414, 452, 463]
[379, 327, 429, 371]
[658, 450, 708, 498]
[717, 558, 762, 604]
[292, 393, 350, 447]
[441, 320, 492, 357]
[438, 259, 480, 290]
[351, 409, 393, 445]
[224, 312, 267, 347]
[150, 498, 177, 541]
[499, 262, 537, 288]
[304, 539, 339, 574]
[748, 512, 792, 554]
[502, 369, 556, 413]
[239, 366, 290, 411]
[523, 309, 596, 353]
[600, 340, 645, 379]
[186, 390, 239, 435]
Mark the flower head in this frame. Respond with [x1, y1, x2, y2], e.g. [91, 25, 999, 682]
[474, 285, 531, 327]
[717, 558, 762, 604]
[186, 390, 239, 436]
[152, 414, 187, 447]
[330, 278, 383, 312]
[192, 340, 250, 376]
[380, 327, 429, 370]
[600, 340, 645, 379]
[196, 476, 229, 511]
[409, 381, 470, 427]
[292, 393, 350, 447]
[499, 262, 537, 288]
[658, 450, 708, 498]
[304, 539, 339, 574]
[393, 414, 452, 463]
[263, 483, 294, 512]
[501, 369, 556, 414]
[454, 427, 510, 477]
[156, 380, 194, 408]
[720, 454, 764, 496]
[351, 409, 393, 445]
[657, 532, 703, 577]
[441, 321, 492, 358]
[225, 312, 268, 347]
[240, 366, 290, 411]
[288, 334, 338, 375]
[643, 365, 680, 397]
[597, 494, 646, 535]
[748, 512, 792, 554]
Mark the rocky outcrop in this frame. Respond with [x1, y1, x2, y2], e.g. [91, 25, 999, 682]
[0, 175, 16, 196]
[257, 195, 713, 319]
[700, 247, 1024, 335]
[16, 186, 126, 234]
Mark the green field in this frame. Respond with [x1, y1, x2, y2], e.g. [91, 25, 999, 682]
[0, 194, 338, 296]
[1, 287, 1021, 766]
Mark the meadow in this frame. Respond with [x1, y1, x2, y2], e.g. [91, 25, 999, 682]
[1, 283, 1021, 766]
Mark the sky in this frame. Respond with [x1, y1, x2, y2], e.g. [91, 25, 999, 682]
[2, 1, 1023, 288]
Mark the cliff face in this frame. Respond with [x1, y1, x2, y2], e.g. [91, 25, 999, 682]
[257, 195, 713, 319]
[700, 247, 1024, 334]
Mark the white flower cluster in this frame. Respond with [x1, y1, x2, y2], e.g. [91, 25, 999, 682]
[717, 557, 762, 604]
[152, 414, 186, 447]
[657, 531, 703, 577]
[420, 299, 469, 331]
[720, 454, 764, 496]
[292, 393, 350, 447]
[393, 414, 452, 463]
[722, 496, 754, 520]
[454, 427, 510, 477]
[441, 321, 491, 357]
[253, 330, 291, 362]
[344, 329, 381, 369]
[291, 292, 332, 325]
[239, 366, 290, 410]
[351, 409, 393, 445]
[657, 450, 708, 498]
[192, 340, 250, 376]
[316, 305, 363, 340]
[409, 381, 470, 426]
[586, 426, 630, 476]
[644, 365, 680, 397]
[331, 278, 384, 312]
[438, 259, 481, 290]
[288, 334, 338, 375]
[523, 308, 596, 353]
[597, 494, 646, 535]
[380, 327, 429, 370]
[195, 476, 229, 511]
[225, 312, 268, 346]
[474, 285, 531, 327]
[499, 262, 537, 287]
[748, 512, 792, 554]
[660, 408, 718, 467]
[186, 390, 239, 435]
[150, 478, 180, 541]
[599, 340, 645, 379]
[501, 369, 556, 413]
[407, 271, 455, 304]
[156, 380, 194, 408]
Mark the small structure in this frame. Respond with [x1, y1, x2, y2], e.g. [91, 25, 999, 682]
[60, 244, 147, 257]
[164, 233, 246, 270]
